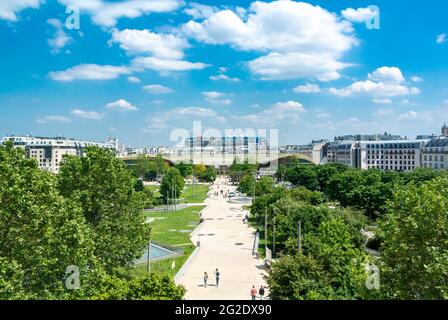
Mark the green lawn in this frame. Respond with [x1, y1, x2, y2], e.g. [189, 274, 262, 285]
[145, 184, 209, 204]
[182, 184, 210, 203]
[133, 205, 205, 279]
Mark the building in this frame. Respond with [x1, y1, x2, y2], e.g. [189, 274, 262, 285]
[326, 141, 358, 167]
[422, 138, 448, 170]
[357, 140, 427, 171]
[442, 123, 448, 137]
[183, 136, 271, 155]
[1, 135, 117, 173]
[282, 140, 328, 164]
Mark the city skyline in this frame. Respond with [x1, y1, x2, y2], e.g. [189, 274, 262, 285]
[1, 0, 448, 147]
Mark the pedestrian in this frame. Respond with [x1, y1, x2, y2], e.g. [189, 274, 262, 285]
[214, 268, 220, 287]
[204, 272, 209, 288]
[259, 286, 265, 300]
[250, 285, 257, 300]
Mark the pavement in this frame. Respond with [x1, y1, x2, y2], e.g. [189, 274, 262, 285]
[176, 177, 268, 300]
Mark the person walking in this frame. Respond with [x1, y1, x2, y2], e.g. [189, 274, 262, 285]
[250, 285, 257, 300]
[259, 286, 265, 300]
[203, 272, 209, 288]
[214, 268, 221, 287]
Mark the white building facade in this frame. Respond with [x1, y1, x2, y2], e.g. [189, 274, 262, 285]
[1, 136, 116, 173]
[421, 138, 448, 170]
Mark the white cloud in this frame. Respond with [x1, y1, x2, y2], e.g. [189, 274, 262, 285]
[105, 99, 138, 111]
[182, 1, 357, 81]
[184, 2, 217, 19]
[142, 84, 173, 94]
[37, 115, 71, 124]
[127, 76, 141, 83]
[241, 100, 306, 125]
[132, 56, 209, 72]
[411, 76, 423, 83]
[436, 33, 447, 44]
[329, 66, 421, 98]
[399, 110, 419, 119]
[293, 83, 321, 94]
[372, 98, 393, 105]
[70, 109, 105, 120]
[47, 18, 72, 54]
[58, 0, 184, 27]
[210, 74, 240, 82]
[0, 0, 42, 21]
[341, 7, 376, 23]
[50, 64, 131, 81]
[202, 91, 231, 105]
[110, 29, 189, 60]
[169, 107, 217, 117]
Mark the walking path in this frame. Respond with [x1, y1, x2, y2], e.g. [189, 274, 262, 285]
[176, 177, 268, 300]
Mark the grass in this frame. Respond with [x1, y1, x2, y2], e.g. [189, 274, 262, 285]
[145, 184, 210, 204]
[133, 205, 205, 279]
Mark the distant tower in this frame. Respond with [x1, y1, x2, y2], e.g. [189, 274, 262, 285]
[442, 123, 448, 136]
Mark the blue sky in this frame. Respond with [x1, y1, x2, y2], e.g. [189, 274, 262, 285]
[1, 0, 448, 147]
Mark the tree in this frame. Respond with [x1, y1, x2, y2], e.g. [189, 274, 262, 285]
[0, 142, 98, 299]
[160, 168, 185, 204]
[379, 178, 448, 299]
[267, 254, 334, 300]
[92, 274, 186, 300]
[285, 165, 319, 191]
[58, 147, 149, 272]
[238, 175, 256, 195]
[134, 179, 144, 192]
[267, 218, 367, 300]
[0, 143, 184, 300]
[176, 162, 194, 178]
[256, 176, 275, 195]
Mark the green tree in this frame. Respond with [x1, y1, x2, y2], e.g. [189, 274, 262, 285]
[176, 162, 194, 178]
[238, 174, 256, 195]
[160, 168, 185, 204]
[0, 142, 98, 299]
[285, 165, 319, 191]
[58, 147, 149, 272]
[379, 178, 448, 299]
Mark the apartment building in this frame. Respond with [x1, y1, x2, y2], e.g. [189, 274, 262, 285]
[421, 138, 448, 170]
[358, 140, 427, 171]
[1, 136, 116, 173]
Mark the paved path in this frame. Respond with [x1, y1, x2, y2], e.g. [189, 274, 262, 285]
[176, 177, 268, 300]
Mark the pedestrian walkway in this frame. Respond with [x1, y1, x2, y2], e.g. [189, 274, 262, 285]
[176, 177, 268, 300]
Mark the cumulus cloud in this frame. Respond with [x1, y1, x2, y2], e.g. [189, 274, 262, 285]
[241, 100, 306, 125]
[293, 83, 321, 94]
[58, 0, 184, 27]
[70, 109, 105, 120]
[341, 7, 376, 23]
[49, 64, 131, 81]
[132, 56, 209, 72]
[184, 2, 217, 19]
[105, 99, 138, 111]
[210, 74, 240, 82]
[0, 0, 42, 21]
[47, 18, 72, 54]
[181, 0, 357, 81]
[110, 29, 189, 59]
[329, 66, 421, 98]
[202, 91, 231, 105]
[127, 76, 141, 83]
[37, 115, 71, 124]
[142, 84, 173, 94]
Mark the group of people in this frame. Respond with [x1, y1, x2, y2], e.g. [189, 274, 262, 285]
[251, 285, 266, 300]
[203, 269, 220, 288]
